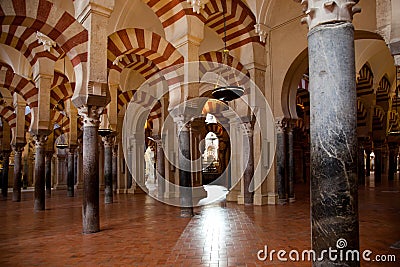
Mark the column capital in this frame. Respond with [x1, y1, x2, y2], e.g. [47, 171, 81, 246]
[296, 0, 361, 30]
[77, 105, 104, 127]
[32, 134, 49, 148]
[102, 135, 115, 148]
[241, 121, 254, 136]
[275, 117, 287, 134]
[254, 23, 270, 43]
[174, 115, 191, 132]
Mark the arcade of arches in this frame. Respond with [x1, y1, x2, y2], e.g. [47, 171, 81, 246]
[1, 0, 400, 266]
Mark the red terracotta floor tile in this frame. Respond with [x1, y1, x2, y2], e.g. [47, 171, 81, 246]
[0, 173, 399, 266]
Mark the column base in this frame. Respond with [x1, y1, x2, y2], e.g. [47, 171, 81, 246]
[253, 194, 269, 205]
[278, 198, 287, 205]
[267, 193, 278, 205]
[226, 189, 239, 202]
[117, 189, 128, 194]
[180, 207, 194, 217]
[289, 196, 296, 203]
[237, 195, 244, 205]
[54, 184, 67, 190]
[75, 184, 84, 190]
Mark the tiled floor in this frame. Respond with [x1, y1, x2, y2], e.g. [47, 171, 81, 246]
[0, 174, 399, 266]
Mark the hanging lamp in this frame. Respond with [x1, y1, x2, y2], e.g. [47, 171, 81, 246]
[211, 3, 244, 102]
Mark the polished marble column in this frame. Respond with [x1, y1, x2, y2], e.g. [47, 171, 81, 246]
[45, 152, 53, 197]
[102, 135, 114, 204]
[388, 143, 398, 181]
[176, 117, 193, 217]
[1, 151, 10, 200]
[154, 135, 165, 199]
[365, 148, 371, 177]
[67, 147, 75, 197]
[33, 134, 49, 211]
[286, 123, 295, 202]
[305, 2, 360, 264]
[78, 105, 103, 234]
[242, 120, 254, 205]
[275, 118, 287, 204]
[374, 142, 383, 183]
[12, 144, 24, 202]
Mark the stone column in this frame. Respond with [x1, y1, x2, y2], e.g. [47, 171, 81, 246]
[74, 150, 78, 185]
[102, 135, 114, 204]
[12, 144, 24, 202]
[303, 1, 361, 265]
[154, 135, 165, 199]
[78, 105, 103, 234]
[357, 140, 365, 185]
[388, 143, 398, 181]
[275, 118, 287, 204]
[365, 148, 371, 176]
[75, 142, 83, 190]
[286, 122, 295, 202]
[33, 134, 49, 211]
[112, 145, 118, 193]
[67, 147, 76, 197]
[1, 151, 10, 200]
[242, 120, 254, 205]
[45, 152, 53, 197]
[374, 142, 383, 183]
[175, 117, 193, 217]
[55, 153, 67, 189]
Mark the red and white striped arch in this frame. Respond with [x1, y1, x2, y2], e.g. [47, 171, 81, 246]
[141, 0, 262, 51]
[109, 53, 159, 80]
[202, 0, 262, 50]
[199, 51, 249, 76]
[50, 82, 75, 109]
[108, 28, 184, 71]
[0, 100, 16, 128]
[0, 70, 38, 107]
[0, 25, 62, 66]
[376, 75, 391, 103]
[0, 0, 88, 96]
[52, 70, 68, 88]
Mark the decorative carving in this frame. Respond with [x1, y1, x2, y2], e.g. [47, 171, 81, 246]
[298, 0, 361, 30]
[77, 105, 104, 127]
[112, 54, 125, 66]
[102, 135, 115, 148]
[32, 134, 48, 148]
[254, 23, 269, 43]
[174, 115, 191, 132]
[275, 118, 286, 134]
[241, 121, 254, 136]
[186, 0, 209, 14]
[36, 32, 56, 52]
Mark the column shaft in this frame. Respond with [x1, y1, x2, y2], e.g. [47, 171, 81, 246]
[374, 146, 382, 183]
[178, 126, 193, 217]
[242, 122, 254, 205]
[45, 152, 52, 197]
[82, 125, 100, 233]
[276, 120, 287, 204]
[67, 148, 75, 197]
[287, 126, 295, 202]
[12, 146, 23, 202]
[112, 145, 118, 193]
[309, 22, 359, 266]
[103, 136, 113, 204]
[1, 152, 10, 200]
[155, 138, 165, 199]
[34, 135, 48, 211]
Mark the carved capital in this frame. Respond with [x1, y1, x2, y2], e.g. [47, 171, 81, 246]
[186, 0, 209, 14]
[12, 144, 25, 154]
[102, 135, 115, 148]
[77, 105, 104, 127]
[254, 23, 270, 43]
[241, 121, 254, 136]
[174, 115, 191, 132]
[275, 117, 286, 134]
[299, 0, 361, 30]
[33, 134, 48, 148]
[36, 32, 56, 52]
